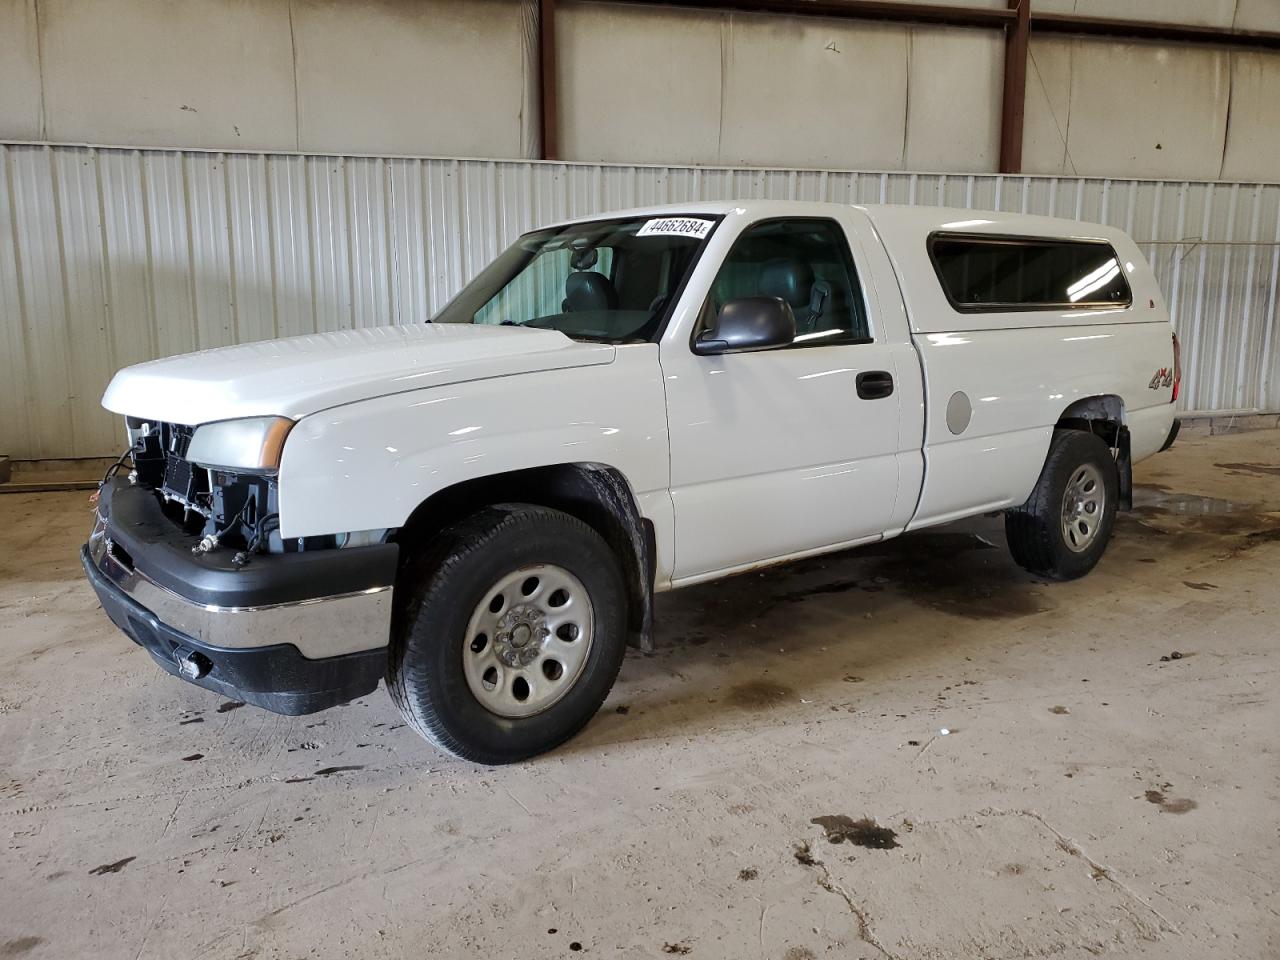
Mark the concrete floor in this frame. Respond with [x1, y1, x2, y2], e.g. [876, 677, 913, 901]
[1, 429, 1277, 960]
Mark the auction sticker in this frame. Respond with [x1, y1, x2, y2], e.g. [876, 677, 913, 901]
[636, 217, 715, 239]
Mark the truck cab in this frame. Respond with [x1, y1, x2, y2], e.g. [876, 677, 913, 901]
[83, 200, 1180, 763]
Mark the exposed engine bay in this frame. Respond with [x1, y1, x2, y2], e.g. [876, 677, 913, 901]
[121, 417, 342, 560]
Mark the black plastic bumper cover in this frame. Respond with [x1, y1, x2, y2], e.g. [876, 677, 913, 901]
[83, 545, 384, 715]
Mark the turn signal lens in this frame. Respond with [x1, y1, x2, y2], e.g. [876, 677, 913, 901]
[1171, 333, 1182, 403]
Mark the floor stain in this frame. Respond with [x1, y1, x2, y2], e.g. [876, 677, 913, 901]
[777, 578, 863, 603]
[1048, 705, 1070, 715]
[661, 943, 692, 955]
[793, 842, 819, 866]
[181, 753, 203, 762]
[178, 716, 203, 725]
[1183, 581, 1218, 591]
[1122, 488, 1280, 554]
[676, 530, 1038, 637]
[313, 765, 363, 777]
[1144, 789, 1197, 814]
[0, 938, 44, 957]
[783, 949, 817, 960]
[1216, 461, 1280, 478]
[88, 856, 136, 876]
[216, 701, 246, 713]
[811, 815, 900, 849]
[726, 680, 792, 709]
[738, 867, 758, 880]
[861, 532, 1050, 620]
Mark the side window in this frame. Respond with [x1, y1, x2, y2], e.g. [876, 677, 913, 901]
[706, 218, 871, 346]
[929, 234, 1131, 310]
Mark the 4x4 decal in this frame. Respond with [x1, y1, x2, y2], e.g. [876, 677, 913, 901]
[1149, 367, 1174, 389]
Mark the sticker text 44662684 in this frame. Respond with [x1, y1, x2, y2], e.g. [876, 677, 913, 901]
[636, 218, 715, 240]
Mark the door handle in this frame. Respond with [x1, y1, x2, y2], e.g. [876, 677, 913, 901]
[856, 370, 894, 400]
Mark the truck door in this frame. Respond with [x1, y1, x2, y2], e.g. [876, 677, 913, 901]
[661, 212, 917, 583]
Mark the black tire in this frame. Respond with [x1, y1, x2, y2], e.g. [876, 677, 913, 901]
[387, 504, 627, 764]
[1005, 429, 1119, 581]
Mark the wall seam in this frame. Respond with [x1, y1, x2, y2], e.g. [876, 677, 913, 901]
[221, 154, 240, 344]
[2, 146, 38, 456]
[1218, 51, 1234, 181]
[901, 30, 912, 168]
[178, 152, 201, 352]
[1061, 40, 1076, 175]
[288, 0, 301, 152]
[716, 14, 728, 166]
[45, 144, 77, 454]
[32, 0, 47, 140]
[90, 148, 119, 387]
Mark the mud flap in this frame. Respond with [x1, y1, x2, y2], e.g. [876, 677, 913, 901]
[1116, 425, 1133, 511]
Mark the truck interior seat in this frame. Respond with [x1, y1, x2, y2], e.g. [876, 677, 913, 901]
[565, 271, 619, 312]
[760, 258, 830, 333]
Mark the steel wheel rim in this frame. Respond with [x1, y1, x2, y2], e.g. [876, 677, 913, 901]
[1061, 462, 1105, 553]
[462, 564, 595, 719]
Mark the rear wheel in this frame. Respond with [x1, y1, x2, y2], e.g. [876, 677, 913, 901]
[1005, 429, 1118, 580]
[388, 505, 627, 764]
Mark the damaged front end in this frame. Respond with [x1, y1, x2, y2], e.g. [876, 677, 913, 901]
[82, 415, 398, 716]
[125, 416, 291, 561]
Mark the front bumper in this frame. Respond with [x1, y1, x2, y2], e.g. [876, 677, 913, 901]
[83, 477, 398, 715]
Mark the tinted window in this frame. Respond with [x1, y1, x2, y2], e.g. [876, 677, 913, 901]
[707, 218, 871, 345]
[929, 234, 1131, 310]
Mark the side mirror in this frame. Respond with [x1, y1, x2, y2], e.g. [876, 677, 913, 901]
[693, 297, 796, 356]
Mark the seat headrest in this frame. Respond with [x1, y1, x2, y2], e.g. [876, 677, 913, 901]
[760, 259, 815, 308]
[565, 271, 619, 312]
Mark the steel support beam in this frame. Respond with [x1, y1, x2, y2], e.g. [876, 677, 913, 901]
[1031, 12, 1280, 51]
[539, 0, 559, 161]
[609, 0, 1014, 28]
[999, 0, 1030, 174]
[605, 0, 1280, 50]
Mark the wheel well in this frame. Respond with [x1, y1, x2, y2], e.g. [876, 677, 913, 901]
[1056, 394, 1124, 442]
[390, 464, 656, 651]
[1054, 394, 1132, 510]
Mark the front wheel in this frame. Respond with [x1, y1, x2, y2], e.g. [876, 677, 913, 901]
[388, 505, 627, 764]
[1005, 429, 1119, 581]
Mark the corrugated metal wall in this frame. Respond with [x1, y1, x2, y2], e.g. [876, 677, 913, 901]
[2, 142, 1278, 459]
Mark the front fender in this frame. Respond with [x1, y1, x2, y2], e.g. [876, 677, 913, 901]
[275, 347, 670, 542]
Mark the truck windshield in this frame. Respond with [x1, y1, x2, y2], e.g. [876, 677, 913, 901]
[433, 215, 719, 343]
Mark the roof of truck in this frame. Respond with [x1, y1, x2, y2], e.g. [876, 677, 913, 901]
[555, 200, 1131, 245]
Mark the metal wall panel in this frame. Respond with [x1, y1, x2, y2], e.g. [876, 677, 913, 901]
[1, 142, 1277, 459]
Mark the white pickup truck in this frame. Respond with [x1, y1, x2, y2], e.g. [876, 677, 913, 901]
[84, 200, 1180, 763]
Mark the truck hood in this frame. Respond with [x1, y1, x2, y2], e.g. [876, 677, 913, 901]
[101, 324, 615, 425]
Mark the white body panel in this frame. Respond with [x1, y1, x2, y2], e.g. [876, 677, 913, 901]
[101, 323, 612, 425]
[658, 205, 924, 582]
[277, 345, 674, 566]
[98, 199, 1177, 595]
[908, 320, 1174, 527]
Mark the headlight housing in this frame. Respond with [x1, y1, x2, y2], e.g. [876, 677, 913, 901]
[186, 416, 295, 473]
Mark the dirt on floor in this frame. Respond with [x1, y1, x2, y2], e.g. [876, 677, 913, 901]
[1, 428, 1278, 959]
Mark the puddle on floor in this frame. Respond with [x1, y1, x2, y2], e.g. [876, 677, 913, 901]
[1132, 486, 1257, 517]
